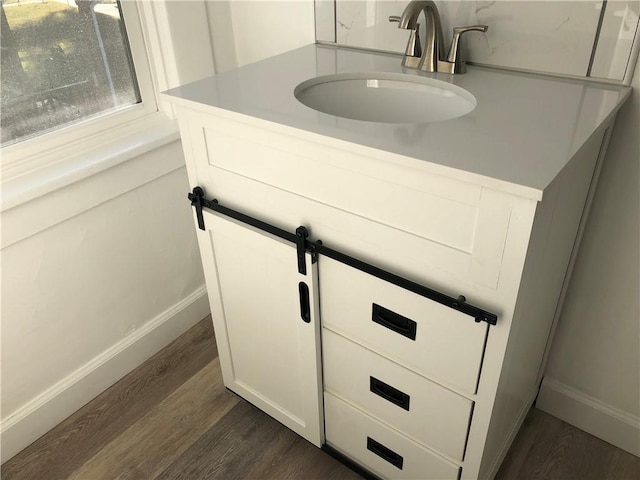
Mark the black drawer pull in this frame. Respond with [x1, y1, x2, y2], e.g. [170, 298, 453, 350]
[366, 437, 404, 470]
[298, 282, 311, 323]
[372, 304, 417, 340]
[370, 376, 410, 411]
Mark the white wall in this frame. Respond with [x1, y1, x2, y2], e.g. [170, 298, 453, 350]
[0, 0, 219, 462]
[0, 142, 209, 463]
[537, 55, 640, 456]
[207, 0, 315, 71]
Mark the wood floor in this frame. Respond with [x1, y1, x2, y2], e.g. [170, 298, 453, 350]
[2, 317, 638, 480]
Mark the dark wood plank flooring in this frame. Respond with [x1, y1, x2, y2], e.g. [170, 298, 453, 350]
[2, 317, 638, 480]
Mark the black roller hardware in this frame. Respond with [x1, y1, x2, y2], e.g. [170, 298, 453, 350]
[296, 226, 309, 275]
[188, 186, 206, 230]
[187, 187, 498, 326]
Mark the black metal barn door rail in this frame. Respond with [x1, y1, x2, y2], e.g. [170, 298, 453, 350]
[189, 187, 498, 326]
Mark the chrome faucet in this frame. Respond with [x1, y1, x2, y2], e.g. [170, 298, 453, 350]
[389, 1, 443, 72]
[389, 1, 488, 74]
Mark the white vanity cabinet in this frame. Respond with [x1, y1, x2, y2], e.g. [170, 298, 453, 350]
[163, 44, 630, 480]
[173, 107, 607, 480]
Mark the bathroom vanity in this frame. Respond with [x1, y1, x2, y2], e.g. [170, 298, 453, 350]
[162, 44, 630, 479]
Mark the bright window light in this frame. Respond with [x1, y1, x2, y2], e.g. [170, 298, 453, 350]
[0, 0, 141, 146]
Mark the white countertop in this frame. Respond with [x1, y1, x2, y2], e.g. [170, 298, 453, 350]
[162, 44, 631, 201]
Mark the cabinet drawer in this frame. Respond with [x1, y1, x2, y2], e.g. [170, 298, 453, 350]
[324, 393, 460, 480]
[323, 330, 472, 460]
[320, 258, 488, 394]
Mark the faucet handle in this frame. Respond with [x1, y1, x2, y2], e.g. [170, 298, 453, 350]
[439, 24, 488, 74]
[389, 15, 422, 68]
[446, 25, 488, 63]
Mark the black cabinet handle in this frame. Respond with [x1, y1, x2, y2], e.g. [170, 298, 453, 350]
[298, 282, 311, 323]
[372, 304, 417, 340]
[366, 437, 404, 470]
[370, 376, 410, 411]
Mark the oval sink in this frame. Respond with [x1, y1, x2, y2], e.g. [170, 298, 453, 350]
[294, 72, 476, 123]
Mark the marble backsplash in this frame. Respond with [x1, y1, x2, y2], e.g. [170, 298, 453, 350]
[315, 0, 640, 81]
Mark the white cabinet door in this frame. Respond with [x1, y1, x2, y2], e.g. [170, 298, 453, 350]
[195, 210, 324, 446]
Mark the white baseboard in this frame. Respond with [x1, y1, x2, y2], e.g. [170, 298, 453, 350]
[0, 286, 210, 464]
[537, 377, 640, 457]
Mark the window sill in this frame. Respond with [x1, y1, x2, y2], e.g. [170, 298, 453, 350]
[1, 113, 180, 213]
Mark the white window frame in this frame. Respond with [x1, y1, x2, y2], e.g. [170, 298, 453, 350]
[0, 0, 181, 209]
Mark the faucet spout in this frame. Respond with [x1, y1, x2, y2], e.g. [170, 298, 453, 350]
[397, 1, 444, 73]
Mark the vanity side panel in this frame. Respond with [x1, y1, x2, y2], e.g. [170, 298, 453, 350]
[459, 194, 538, 480]
[176, 108, 237, 388]
[174, 108, 199, 187]
[476, 128, 606, 480]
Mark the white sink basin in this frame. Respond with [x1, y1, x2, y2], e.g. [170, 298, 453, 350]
[294, 72, 477, 123]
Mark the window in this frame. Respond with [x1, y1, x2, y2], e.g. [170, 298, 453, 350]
[0, 0, 146, 146]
